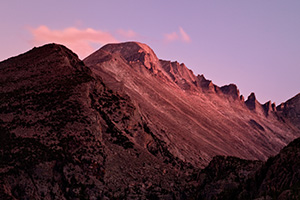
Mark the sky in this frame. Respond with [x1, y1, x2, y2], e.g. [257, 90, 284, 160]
[1, 1, 299, 104]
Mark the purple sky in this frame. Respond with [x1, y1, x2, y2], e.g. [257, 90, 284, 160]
[1, 1, 299, 104]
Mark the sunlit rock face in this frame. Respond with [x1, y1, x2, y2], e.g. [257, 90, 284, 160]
[85, 41, 300, 167]
[1, 42, 299, 199]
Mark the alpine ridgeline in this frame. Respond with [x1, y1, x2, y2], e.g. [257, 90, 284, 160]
[84, 41, 300, 166]
[0, 42, 299, 199]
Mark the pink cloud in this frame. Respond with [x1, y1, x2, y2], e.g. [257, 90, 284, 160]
[164, 32, 179, 42]
[29, 25, 118, 58]
[117, 29, 138, 39]
[164, 27, 191, 43]
[179, 27, 191, 43]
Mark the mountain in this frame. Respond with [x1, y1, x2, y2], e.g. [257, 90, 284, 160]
[0, 42, 299, 199]
[84, 41, 300, 167]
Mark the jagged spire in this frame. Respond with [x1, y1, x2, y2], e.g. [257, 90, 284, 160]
[245, 92, 257, 110]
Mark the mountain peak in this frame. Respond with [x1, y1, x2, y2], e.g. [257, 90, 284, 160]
[100, 41, 160, 71]
[101, 41, 154, 55]
[248, 92, 256, 100]
[30, 43, 79, 59]
[2, 43, 85, 72]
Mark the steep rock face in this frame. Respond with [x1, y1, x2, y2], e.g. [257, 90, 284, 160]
[85, 41, 300, 167]
[245, 92, 258, 110]
[196, 137, 300, 199]
[245, 92, 269, 117]
[0, 44, 198, 199]
[277, 93, 300, 130]
[195, 74, 216, 92]
[160, 60, 198, 91]
[262, 101, 277, 117]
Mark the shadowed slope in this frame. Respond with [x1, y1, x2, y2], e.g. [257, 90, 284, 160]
[0, 44, 199, 199]
[196, 137, 300, 199]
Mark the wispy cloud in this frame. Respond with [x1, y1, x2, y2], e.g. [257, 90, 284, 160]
[164, 27, 191, 43]
[164, 32, 179, 42]
[179, 27, 191, 43]
[29, 25, 118, 58]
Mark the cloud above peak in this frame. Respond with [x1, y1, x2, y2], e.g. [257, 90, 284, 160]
[28, 25, 191, 58]
[164, 27, 191, 43]
[29, 25, 118, 58]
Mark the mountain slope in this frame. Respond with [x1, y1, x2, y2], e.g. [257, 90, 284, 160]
[84, 41, 300, 167]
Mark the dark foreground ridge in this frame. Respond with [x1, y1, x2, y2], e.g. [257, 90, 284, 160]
[0, 44, 198, 199]
[0, 43, 299, 199]
[196, 137, 300, 199]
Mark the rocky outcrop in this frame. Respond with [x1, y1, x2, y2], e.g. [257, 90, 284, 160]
[196, 74, 216, 92]
[245, 92, 258, 110]
[245, 93, 276, 118]
[160, 60, 198, 91]
[220, 84, 240, 99]
[240, 95, 245, 101]
[262, 101, 277, 117]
